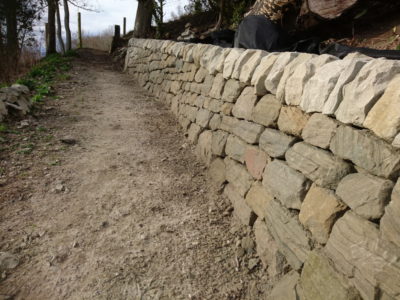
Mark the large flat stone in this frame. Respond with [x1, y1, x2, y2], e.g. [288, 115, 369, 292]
[299, 184, 347, 244]
[231, 49, 259, 80]
[221, 79, 245, 103]
[301, 113, 339, 149]
[208, 73, 226, 100]
[251, 94, 282, 127]
[335, 59, 400, 126]
[196, 130, 214, 165]
[208, 48, 231, 75]
[195, 109, 213, 128]
[246, 182, 273, 217]
[224, 183, 256, 226]
[286, 142, 352, 189]
[224, 157, 253, 197]
[330, 125, 400, 179]
[300, 250, 362, 300]
[211, 130, 228, 156]
[277, 106, 309, 137]
[225, 135, 247, 163]
[223, 48, 245, 79]
[238, 50, 268, 84]
[194, 67, 208, 83]
[263, 160, 310, 210]
[209, 113, 222, 130]
[244, 147, 269, 180]
[251, 53, 279, 96]
[264, 198, 311, 270]
[187, 123, 203, 143]
[232, 120, 264, 144]
[259, 128, 297, 158]
[336, 173, 394, 220]
[208, 158, 226, 189]
[268, 271, 301, 300]
[364, 75, 400, 141]
[232, 87, 258, 120]
[219, 115, 239, 133]
[381, 179, 400, 248]
[265, 52, 299, 95]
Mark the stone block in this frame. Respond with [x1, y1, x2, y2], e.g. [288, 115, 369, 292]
[286, 142, 352, 189]
[251, 53, 279, 96]
[194, 67, 208, 83]
[221, 79, 245, 103]
[232, 120, 264, 144]
[200, 45, 222, 70]
[195, 109, 213, 128]
[196, 130, 214, 166]
[301, 113, 339, 149]
[224, 183, 256, 226]
[208, 99, 223, 113]
[239, 50, 268, 84]
[211, 130, 228, 156]
[208, 48, 231, 75]
[201, 74, 215, 96]
[231, 49, 259, 80]
[209, 114, 222, 130]
[246, 182, 273, 217]
[263, 160, 310, 210]
[208, 158, 226, 189]
[300, 251, 362, 300]
[336, 173, 394, 220]
[259, 128, 297, 158]
[381, 179, 400, 248]
[225, 157, 254, 197]
[336, 59, 400, 126]
[221, 102, 234, 115]
[330, 125, 400, 179]
[232, 87, 258, 120]
[265, 52, 299, 95]
[268, 271, 301, 300]
[219, 115, 239, 133]
[299, 185, 347, 244]
[277, 106, 309, 137]
[251, 94, 282, 127]
[264, 198, 311, 270]
[223, 48, 245, 79]
[364, 75, 400, 141]
[208, 73, 225, 100]
[225, 135, 247, 163]
[187, 123, 203, 144]
[244, 147, 269, 180]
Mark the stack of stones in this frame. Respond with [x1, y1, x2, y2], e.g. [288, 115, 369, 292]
[0, 84, 31, 121]
[125, 38, 400, 300]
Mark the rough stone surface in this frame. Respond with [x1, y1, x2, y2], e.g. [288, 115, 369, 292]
[208, 48, 230, 75]
[268, 271, 301, 300]
[223, 48, 245, 79]
[232, 120, 264, 144]
[209, 113, 222, 130]
[239, 50, 267, 84]
[221, 102, 233, 115]
[301, 113, 339, 149]
[264, 198, 311, 270]
[277, 106, 309, 137]
[246, 182, 273, 217]
[221, 79, 245, 103]
[330, 125, 400, 179]
[336, 173, 394, 220]
[300, 251, 362, 300]
[263, 160, 310, 210]
[244, 147, 269, 180]
[259, 128, 297, 158]
[0, 252, 19, 271]
[196, 130, 214, 165]
[225, 135, 247, 163]
[231, 49, 259, 80]
[187, 123, 203, 143]
[196, 109, 213, 128]
[208, 73, 225, 100]
[225, 158, 253, 197]
[251, 94, 282, 127]
[299, 185, 347, 244]
[336, 59, 400, 126]
[364, 75, 400, 141]
[219, 115, 239, 133]
[224, 183, 256, 226]
[211, 130, 228, 156]
[208, 158, 226, 189]
[232, 87, 258, 120]
[381, 179, 400, 248]
[251, 53, 279, 96]
[194, 67, 208, 83]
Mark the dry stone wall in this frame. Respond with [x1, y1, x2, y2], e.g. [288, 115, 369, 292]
[125, 38, 400, 300]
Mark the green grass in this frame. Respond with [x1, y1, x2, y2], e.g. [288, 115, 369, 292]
[0, 124, 7, 132]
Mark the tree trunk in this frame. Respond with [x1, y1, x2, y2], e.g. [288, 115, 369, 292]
[134, 0, 154, 38]
[307, 0, 358, 19]
[5, 0, 18, 65]
[47, 0, 57, 55]
[214, 0, 225, 31]
[63, 0, 72, 51]
[56, 1, 65, 53]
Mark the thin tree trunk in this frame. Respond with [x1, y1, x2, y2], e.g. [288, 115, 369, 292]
[214, 0, 225, 31]
[134, 0, 153, 38]
[56, 0, 65, 53]
[5, 0, 18, 66]
[63, 0, 71, 51]
[47, 0, 57, 55]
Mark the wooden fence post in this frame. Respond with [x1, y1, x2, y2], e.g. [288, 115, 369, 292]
[78, 12, 82, 49]
[123, 17, 126, 35]
[110, 25, 121, 54]
[45, 23, 49, 51]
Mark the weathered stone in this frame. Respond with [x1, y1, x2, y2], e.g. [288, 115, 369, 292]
[254, 219, 289, 277]
[251, 53, 279, 96]
[225, 135, 247, 163]
[299, 185, 347, 244]
[201, 74, 215, 96]
[286, 142, 352, 189]
[200, 45, 221, 70]
[223, 48, 245, 79]
[238, 50, 268, 84]
[194, 94, 205, 108]
[232, 87, 258, 120]
[221, 79, 245, 103]
[196, 130, 214, 165]
[336, 59, 400, 126]
[192, 44, 212, 67]
[232, 120, 264, 144]
[208, 158, 226, 189]
[207, 99, 223, 113]
[220, 102, 233, 115]
[246, 182, 273, 217]
[251, 94, 282, 127]
[209, 73, 225, 99]
[268, 271, 301, 300]
[208, 48, 231, 75]
[219, 115, 239, 133]
[231, 49, 259, 80]
[265, 52, 299, 95]
[300, 250, 362, 300]
[277, 106, 309, 137]
[264, 198, 311, 270]
[178, 116, 191, 131]
[187, 123, 203, 144]
[336, 173, 393, 220]
[194, 67, 208, 83]
[381, 179, 400, 248]
[209, 113, 222, 130]
[301, 113, 339, 149]
[224, 183, 256, 226]
[195, 109, 213, 128]
[225, 157, 254, 197]
[364, 75, 400, 141]
[330, 125, 400, 179]
[259, 128, 297, 158]
[263, 160, 310, 210]
[211, 130, 228, 156]
[0, 252, 19, 271]
[244, 148, 269, 180]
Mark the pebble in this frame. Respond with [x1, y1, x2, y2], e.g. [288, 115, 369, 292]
[0, 252, 19, 271]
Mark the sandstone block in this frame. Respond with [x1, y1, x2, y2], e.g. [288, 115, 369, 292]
[209, 114, 222, 130]
[330, 125, 400, 179]
[224, 183, 256, 226]
[225, 135, 247, 163]
[238, 50, 268, 84]
[211, 130, 228, 156]
[231, 49, 259, 80]
[221, 79, 245, 103]
[299, 185, 347, 244]
[208, 48, 231, 75]
[232, 120, 264, 144]
[336, 173, 394, 220]
[251, 53, 279, 96]
[259, 128, 297, 158]
[381, 179, 400, 248]
[265, 52, 299, 95]
[208, 73, 225, 100]
[251, 94, 282, 127]
[195, 109, 212, 128]
[301, 113, 339, 149]
[232, 87, 258, 120]
[187, 123, 203, 144]
[268, 271, 301, 300]
[246, 182, 273, 217]
[200, 45, 221, 70]
[244, 148, 269, 180]
[201, 74, 215, 96]
[194, 67, 208, 83]
[196, 130, 214, 166]
[277, 106, 309, 137]
[221, 102, 234, 115]
[219, 115, 239, 133]
[225, 158, 254, 197]
[223, 48, 245, 79]
[263, 160, 310, 210]
[208, 158, 226, 189]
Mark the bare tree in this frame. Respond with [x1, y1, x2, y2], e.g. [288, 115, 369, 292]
[55, 0, 65, 53]
[47, 0, 56, 55]
[63, 0, 71, 50]
[134, 0, 154, 38]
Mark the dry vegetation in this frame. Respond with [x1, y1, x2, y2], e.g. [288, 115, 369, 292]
[74, 27, 114, 52]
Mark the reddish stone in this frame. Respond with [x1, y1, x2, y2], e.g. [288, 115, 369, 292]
[244, 147, 269, 180]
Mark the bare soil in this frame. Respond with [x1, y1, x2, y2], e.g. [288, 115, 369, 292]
[0, 49, 270, 300]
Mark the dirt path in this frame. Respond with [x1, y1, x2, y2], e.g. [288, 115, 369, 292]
[0, 50, 269, 300]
